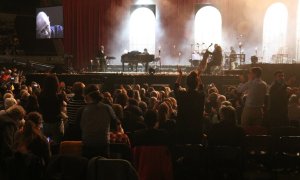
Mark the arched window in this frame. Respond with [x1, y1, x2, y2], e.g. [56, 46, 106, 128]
[263, 3, 288, 63]
[129, 7, 155, 53]
[296, 0, 300, 61]
[194, 6, 222, 50]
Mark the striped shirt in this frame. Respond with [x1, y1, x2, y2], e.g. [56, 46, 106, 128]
[67, 95, 86, 125]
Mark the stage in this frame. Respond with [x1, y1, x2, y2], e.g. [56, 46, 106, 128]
[26, 71, 240, 93]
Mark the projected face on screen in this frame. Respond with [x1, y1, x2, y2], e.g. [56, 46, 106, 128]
[36, 6, 64, 39]
[36, 12, 51, 38]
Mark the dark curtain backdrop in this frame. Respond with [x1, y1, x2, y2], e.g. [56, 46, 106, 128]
[63, 0, 209, 69]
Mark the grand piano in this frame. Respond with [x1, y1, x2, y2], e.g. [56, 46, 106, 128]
[121, 51, 155, 72]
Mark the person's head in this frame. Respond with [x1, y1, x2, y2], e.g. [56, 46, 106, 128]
[112, 104, 124, 121]
[115, 92, 129, 108]
[3, 92, 14, 100]
[217, 95, 226, 106]
[84, 84, 102, 103]
[148, 97, 158, 110]
[127, 89, 134, 98]
[133, 90, 141, 102]
[186, 71, 198, 90]
[230, 46, 234, 51]
[219, 105, 236, 124]
[72, 82, 85, 96]
[6, 105, 26, 122]
[4, 97, 17, 109]
[150, 91, 159, 99]
[249, 67, 263, 80]
[144, 110, 158, 128]
[157, 102, 169, 122]
[100, 45, 104, 51]
[128, 98, 139, 107]
[42, 74, 59, 95]
[36, 11, 51, 38]
[274, 70, 285, 83]
[143, 48, 148, 53]
[25, 112, 43, 130]
[138, 101, 148, 114]
[289, 94, 299, 105]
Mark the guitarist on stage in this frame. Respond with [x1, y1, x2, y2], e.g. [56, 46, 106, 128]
[205, 44, 223, 74]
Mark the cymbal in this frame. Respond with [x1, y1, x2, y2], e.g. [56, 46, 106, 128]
[106, 56, 116, 60]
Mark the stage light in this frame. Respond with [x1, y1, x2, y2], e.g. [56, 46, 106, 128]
[149, 67, 155, 75]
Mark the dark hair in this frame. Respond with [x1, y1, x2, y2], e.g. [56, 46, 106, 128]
[84, 84, 102, 103]
[250, 67, 263, 78]
[72, 82, 85, 95]
[144, 110, 158, 128]
[219, 105, 236, 124]
[186, 71, 198, 90]
[128, 98, 138, 106]
[127, 89, 134, 98]
[115, 93, 128, 108]
[20, 120, 44, 149]
[274, 70, 284, 76]
[26, 112, 43, 127]
[42, 74, 59, 95]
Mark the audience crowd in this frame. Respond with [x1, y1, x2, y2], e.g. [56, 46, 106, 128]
[0, 57, 300, 179]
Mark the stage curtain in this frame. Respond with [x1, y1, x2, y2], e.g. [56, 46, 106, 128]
[63, 0, 208, 70]
[63, 0, 103, 70]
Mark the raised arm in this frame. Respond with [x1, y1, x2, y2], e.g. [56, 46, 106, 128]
[196, 51, 210, 90]
[176, 66, 183, 85]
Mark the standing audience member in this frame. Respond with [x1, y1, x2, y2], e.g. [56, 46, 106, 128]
[64, 82, 86, 140]
[237, 67, 267, 127]
[79, 84, 118, 158]
[38, 74, 64, 145]
[174, 52, 208, 143]
[268, 71, 289, 127]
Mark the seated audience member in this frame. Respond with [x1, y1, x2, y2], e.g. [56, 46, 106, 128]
[102, 91, 113, 105]
[0, 105, 26, 159]
[157, 102, 176, 131]
[288, 94, 300, 127]
[114, 92, 128, 109]
[79, 84, 118, 159]
[64, 82, 86, 140]
[14, 120, 51, 166]
[138, 101, 148, 115]
[132, 110, 169, 146]
[0, 98, 17, 116]
[122, 98, 146, 132]
[208, 105, 245, 147]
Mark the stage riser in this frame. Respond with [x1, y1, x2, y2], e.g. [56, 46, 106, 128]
[26, 73, 240, 93]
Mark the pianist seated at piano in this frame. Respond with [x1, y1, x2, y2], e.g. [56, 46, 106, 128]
[121, 49, 155, 72]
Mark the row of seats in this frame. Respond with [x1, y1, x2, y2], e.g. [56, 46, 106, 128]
[58, 135, 300, 180]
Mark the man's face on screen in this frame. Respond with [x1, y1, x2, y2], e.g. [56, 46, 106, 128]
[36, 12, 51, 38]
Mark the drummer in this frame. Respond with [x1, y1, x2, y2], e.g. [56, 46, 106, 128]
[190, 51, 201, 67]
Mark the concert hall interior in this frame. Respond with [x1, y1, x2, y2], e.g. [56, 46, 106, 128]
[2, 0, 300, 179]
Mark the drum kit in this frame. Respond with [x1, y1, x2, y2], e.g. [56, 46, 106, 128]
[189, 43, 210, 67]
